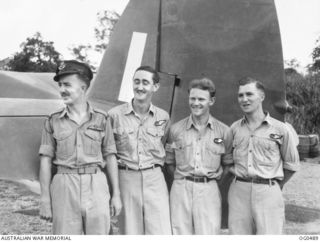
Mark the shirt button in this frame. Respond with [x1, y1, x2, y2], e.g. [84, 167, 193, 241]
[251, 135, 254, 138]
[139, 152, 142, 155]
[249, 150, 252, 153]
[249, 165, 252, 167]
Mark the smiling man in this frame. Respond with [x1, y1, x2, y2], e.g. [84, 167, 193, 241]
[39, 60, 121, 234]
[228, 77, 300, 234]
[165, 77, 233, 234]
[108, 65, 171, 234]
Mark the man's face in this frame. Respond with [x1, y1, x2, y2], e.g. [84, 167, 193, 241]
[189, 88, 214, 118]
[58, 74, 86, 105]
[132, 70, 159, 102]
[238, 83, 265, 114]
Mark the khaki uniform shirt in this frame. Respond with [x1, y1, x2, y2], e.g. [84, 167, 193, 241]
[108, 102, 170, 170]
[285, 122, 299, 147]
[231, 113, 300, 180]
[39, 103, 116, 168]
[166, 115, 233, 179]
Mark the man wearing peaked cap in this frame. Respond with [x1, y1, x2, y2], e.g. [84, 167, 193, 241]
[54, 60, 93, 83]
[39, 60, 122, 234]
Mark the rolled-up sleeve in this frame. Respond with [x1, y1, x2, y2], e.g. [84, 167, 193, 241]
[281, 127, 300, 171]
[102, 116, 117, 160]
[165, 128, 176, 165]
[39, 118, 55, 157]
[222, 127, 233, 166]
[161, 118, 171, 145]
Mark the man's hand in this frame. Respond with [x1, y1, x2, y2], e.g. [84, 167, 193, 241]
[110, 195, 122, 217]
[39, 198, 52, 222]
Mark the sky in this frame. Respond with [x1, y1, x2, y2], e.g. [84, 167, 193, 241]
[0, 0, 319, 73]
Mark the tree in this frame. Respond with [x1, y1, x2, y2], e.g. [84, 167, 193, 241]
[308, 36, 320, 73]
[6, 32, 61, 72]
[69, 44, 92, 63]
[284, 58, 300, 75]
[93, 10, 120, 53]
[285, 70, 320, 135]
[69, 10, 120, 70]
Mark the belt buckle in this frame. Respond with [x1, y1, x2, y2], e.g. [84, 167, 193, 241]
[78, 167, 85, 174]
[194, 177, 201, 182]
[269, 179, 276, 186]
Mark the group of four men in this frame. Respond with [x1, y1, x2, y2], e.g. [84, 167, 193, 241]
[39, 60, 300, 235]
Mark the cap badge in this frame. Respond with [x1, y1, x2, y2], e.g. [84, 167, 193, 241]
[58, 62, 66, 71]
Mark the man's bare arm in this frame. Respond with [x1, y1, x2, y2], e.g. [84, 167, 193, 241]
[39, 155, 53, 221]
[106, 154, 122, 216]
[278, 169, 296, 190]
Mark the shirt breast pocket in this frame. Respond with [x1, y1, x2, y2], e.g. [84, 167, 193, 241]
[113, 127, 133, 151]
[173, 141, 192, 167]
[83, 129, 103, 156]
[255, 138, 280, 167]
[204, 142, 225, 169]
[232, 137, 247, 162]
[54, 130, 74, 159]
[146, 128, 165, 149]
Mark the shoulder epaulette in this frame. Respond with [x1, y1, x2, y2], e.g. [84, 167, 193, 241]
[48, 107, 65, 118]
[93, 108, 109, 118]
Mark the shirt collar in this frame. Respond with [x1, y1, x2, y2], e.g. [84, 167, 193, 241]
[125, 99, 155, 116]
[240, 112, 271, 126]
[207, 115, 216, 130]
[124, 101, 134, 115]
[59, 102, 93, 118]
[186, 114, 216, 130]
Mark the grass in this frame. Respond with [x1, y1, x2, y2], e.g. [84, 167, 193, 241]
[1, 160, 320, 235]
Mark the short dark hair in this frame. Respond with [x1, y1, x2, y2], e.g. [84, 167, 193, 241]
[188, 77, 216, 97]
[134, 65, 160, 84]
[238, 76, 265, 93]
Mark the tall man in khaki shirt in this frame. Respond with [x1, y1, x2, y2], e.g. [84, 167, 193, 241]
[228, 77, 300, 234]
[39, 60, 121, 234]
[166, 78, 233, 234]
[108, 66, 171, 234]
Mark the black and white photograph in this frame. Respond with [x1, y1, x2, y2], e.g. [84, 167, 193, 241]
[0, 0, 319, 237]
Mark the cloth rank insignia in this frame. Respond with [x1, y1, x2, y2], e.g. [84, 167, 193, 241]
[214, 138, 224, 144]
[269, 133, 283, 139]
[155, 120, 167, 126]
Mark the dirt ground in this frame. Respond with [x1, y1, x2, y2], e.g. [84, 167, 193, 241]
[0, 160, 319, 235]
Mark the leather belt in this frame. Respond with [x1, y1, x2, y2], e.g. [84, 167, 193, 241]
[57, 166, 100, 174]
[185, 176, 215, 183]
[118, 164, 162, 171]
[235, 176, 278, 185]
